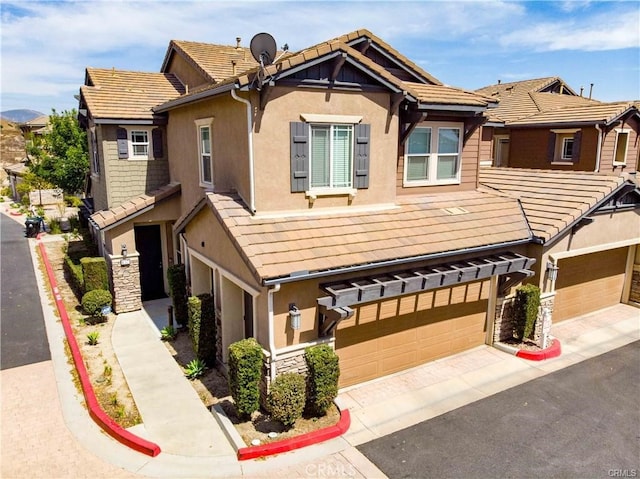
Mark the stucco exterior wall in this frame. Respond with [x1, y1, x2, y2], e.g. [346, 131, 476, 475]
[251, 87, 398, 212]
[167, 96, 248, 213]
[164, 53, 210, 92]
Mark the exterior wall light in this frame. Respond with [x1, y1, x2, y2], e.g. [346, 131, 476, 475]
[289, 303, 301, 330]
[546, 261, 559, 282]
[120, 243, 131, 266]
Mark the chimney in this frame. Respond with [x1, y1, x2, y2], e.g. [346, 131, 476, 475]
[589, 83, 594, 100]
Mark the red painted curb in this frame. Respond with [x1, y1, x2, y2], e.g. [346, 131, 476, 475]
[10, 211, 22, 216]
[516, 339, 562, 361]
[37, 242, 161, 457]
[237, 408, 351, 461]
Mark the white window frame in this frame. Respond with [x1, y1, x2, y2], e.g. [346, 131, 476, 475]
[403, 122, 463, 187]
[551, 128, 579, 164]
[560, 136, 574, 161]
[195, 118, 214, 188]
[309, 123, 354, 190]
[613, 128, 630, 166]
[128, 127, 152, 160]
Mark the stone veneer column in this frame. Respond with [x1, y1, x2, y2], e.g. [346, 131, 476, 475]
[106, 252, 141, 313]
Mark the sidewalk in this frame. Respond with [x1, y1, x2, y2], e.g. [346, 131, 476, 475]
[8, 204, 640, 478]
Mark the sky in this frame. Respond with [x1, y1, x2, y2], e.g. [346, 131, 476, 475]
[1, 0, 639, 115]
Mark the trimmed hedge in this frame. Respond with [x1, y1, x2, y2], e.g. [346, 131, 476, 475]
[267, 372, 306, 429]
[228, 338, 263, 419]
[81, 289, 112, 317]
[305, 344, 340, 416]
[167, 264, 188, 327]
[64, 255, 84, 297]
[514, 283, 541, 340]
[80, 257, 108, 292]
[187, 294, 216, 365]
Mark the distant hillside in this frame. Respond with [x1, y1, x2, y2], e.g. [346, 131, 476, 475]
[1, 109, 44, 123]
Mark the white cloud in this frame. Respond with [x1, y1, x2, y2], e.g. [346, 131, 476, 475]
[499, 8, 640, 52]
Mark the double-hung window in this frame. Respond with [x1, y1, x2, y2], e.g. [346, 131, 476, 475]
[404, 123, 462, 186]
[290, 117, 370, 194]
[613, 128, 630, 166]
[561, 136, 574, 161]
[196, 118, 213, 187]
[116, 126, 162, 160]
[310, 124, 353, 189]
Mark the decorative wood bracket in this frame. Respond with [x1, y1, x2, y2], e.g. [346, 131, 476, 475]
[463, 115, 486, 144]
[358, 39, 372, 55]
[331, 53, 348, 82]
[390, 92, 406, 114]
[318, 305, 354, 337]
[400, 111, 428, 145]
[498, 270, 534, 296]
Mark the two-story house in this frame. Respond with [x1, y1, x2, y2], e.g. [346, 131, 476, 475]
[475, 77, 640, 172]
[79, 30, 639, 390]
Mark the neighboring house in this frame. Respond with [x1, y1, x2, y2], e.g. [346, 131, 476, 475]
[79, 30, 640, 390]
[475, 77, 640, 173]
[18, 114, 49, 136]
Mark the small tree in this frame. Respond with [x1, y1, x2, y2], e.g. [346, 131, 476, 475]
[228, 338, 263, 419]
[513, 284, 541, 341]
[27, 109, 89, 194]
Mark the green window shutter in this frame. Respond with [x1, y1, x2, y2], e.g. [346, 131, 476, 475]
[116, 127, 129, 159]
[571, 130, 582, 162]
[546, 132, 556, 162]
[290, 122, 310, 192]
[152, 128, 163, 158]
[354, 123, 370, 189]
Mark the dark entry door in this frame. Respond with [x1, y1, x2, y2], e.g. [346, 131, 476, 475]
[134, 224, 166, 301]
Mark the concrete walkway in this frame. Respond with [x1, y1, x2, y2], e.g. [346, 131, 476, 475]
[3, 202, 638, 478]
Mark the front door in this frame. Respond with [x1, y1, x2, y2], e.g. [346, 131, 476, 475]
[134, 224, 166, 301]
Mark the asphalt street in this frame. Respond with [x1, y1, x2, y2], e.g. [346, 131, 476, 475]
[358, 340, 640, 479]
[0, 214, 50, 370]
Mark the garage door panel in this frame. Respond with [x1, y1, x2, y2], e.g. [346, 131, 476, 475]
[554, 248, 627, 322]
[337, 280, 489, 387]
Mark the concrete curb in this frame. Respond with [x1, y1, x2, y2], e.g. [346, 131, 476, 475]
[516, 339, 562, 361]
[237, 409, 351, 461]
[37, 240, 162, 457]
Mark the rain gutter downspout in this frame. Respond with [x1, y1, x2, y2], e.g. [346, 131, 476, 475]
[594, 124, 603, 172]
[267, 284, 280, 381]
[230, 89, 256, 213]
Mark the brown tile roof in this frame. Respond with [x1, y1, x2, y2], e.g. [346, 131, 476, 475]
[334, 29, 442, 86]
[479, 167, 625, 242]
[403, 82, 497, 107]
[157, 37, 493, 112]
[204, 190, 532, 282]
[475, 77, 598, 123]
[90, 182, 180, 230]
[82, 68, 185, 120]
[165, 40, 262, 83]
[508, 101, 638, 126]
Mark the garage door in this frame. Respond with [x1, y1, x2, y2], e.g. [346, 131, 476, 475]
[335, 280, 489, 388]
[553, 247, 627, 322]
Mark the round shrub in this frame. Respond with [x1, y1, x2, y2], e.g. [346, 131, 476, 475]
[81, 289, 113, 317]
[267, 372, 306, 429]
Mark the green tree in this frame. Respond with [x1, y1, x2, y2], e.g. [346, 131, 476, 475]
[28, 109, 89, 194]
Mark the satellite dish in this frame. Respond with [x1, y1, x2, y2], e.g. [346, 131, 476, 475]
[250, 32, 277, 66]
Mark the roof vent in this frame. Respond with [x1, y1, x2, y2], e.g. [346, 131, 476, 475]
[442, 207, 469, 215]
[236, 37, 242, 49]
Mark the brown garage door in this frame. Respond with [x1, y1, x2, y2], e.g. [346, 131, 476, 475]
[553, 247, 627, 322]
[335, 280, 489, 388]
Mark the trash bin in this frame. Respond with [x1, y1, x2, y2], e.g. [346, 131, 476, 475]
[25, 217, 41, 238]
